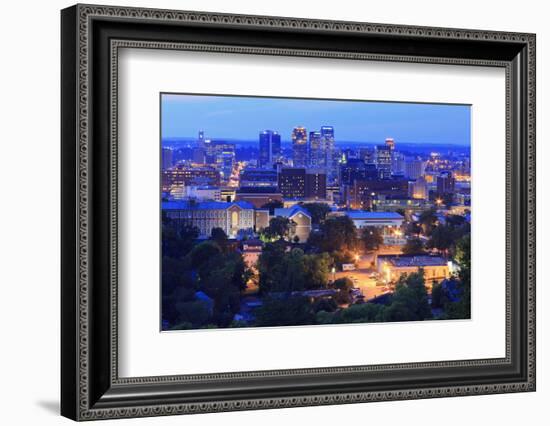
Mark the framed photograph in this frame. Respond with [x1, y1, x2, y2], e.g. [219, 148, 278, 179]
[61, 4, 536, 421]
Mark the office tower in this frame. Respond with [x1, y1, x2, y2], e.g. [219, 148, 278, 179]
[375, 145, 392, 179]
[198, 130, 205, 148]
[217, 150, 235, 182]
[309, 131, 323, 166]
[391, 151, 405, 175]
[258, 130, 281, 168]
[161, 147, 173, 170]
[339, 159, 377, 186]
[436, 171, 456, 195]
[408, 176, 428, 200]
[359, 148, 375, 164]
[278, 167, 306, 198]
[385, 137, 395, 151]
[305, 168, 327, 199]
[404, 158, 427, 179]
[292, 126, 308, 167]
[320, 126, 335, 174]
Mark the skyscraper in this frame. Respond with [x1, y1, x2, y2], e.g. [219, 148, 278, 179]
[308, 131, 323, 166]
[162, 147, 173, 170]
[404, 158, 427, 179]
[292, 126, 308, 167]
[320, 126, 335, 174]
[436, 171, 456, 196]
[258, 130, 281, 168]
[193, 130, 206, 163]
[376, 145, 392, 179]
[408, 176, 428, 200]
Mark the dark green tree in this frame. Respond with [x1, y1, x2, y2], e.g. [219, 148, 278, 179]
[262, 216, 294, 241]
[401, 238, 425, 255]
[211, 226, 228, 245]
[302, 202, 331, 224]
[383, 270, 432, 322]
[260, 200, 284, 215]
[254, 296, 315, 327]
[418, 208, 438, 236]
[361, 226, 384, 252]
[314, 216, 359, 253]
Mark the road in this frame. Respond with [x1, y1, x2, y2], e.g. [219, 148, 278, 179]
[333, 253, 390, 301]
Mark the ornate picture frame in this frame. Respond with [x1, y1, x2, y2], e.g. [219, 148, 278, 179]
[61, 4, 536, 421]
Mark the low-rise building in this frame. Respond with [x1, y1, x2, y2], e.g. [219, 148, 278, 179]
[241, 239, 263, 269]
[162, 200, 256, 239]
[376, 254, 450, 289]
[273, 206, 312, 243]
[330, 210, 404, 229]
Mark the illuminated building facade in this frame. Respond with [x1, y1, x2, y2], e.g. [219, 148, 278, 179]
[162, 165, 220, 192]
[273, 206, 312, 243]
[308, 131, 323, 166]
[258, 130, 281, 168]
[305, 168, 327, 200]
[436, 171, 456, 195]
[162, 200, 256, 239]
[278, 167, 306, 198]
[291, 126, 308, 167]
[375, 145, 392, 179]
[408, 176, 429, 200]
[404, 158, 427, 179]
[240, 168, 278, 187]
[376, 255, 450, 289]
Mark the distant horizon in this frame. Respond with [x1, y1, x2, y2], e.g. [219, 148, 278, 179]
[161, 93, 471, 146]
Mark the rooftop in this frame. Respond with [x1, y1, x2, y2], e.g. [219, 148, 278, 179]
[236, 186, 281, 194]
[274, 206, 311, 218]
[342, 211, 404, 220]
[162, 200, 254, 210]
[378, 255, 448, 267]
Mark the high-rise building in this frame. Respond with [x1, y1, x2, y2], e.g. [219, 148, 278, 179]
[391, 151, 405, 175]
[193, 130, 206, 163]
[375, 145, 392, 179]
[162, 147, 173, 170]
[359, 147, 375, 164]
[292, 126, 308, 167]
[217, 150, 235, 182]
[408, 176, 428, 200]
[436, 171, 456, 195]
[308, 131, 323, 166]
[385, 137, 395, 151]
[258, 130, 281, 168]
[404, 158, 427, 179]
[339, 159, 377, 186]
[320, 126, 335, 175]
[305, 168, 327, 200]
[278, 167, 306, 198]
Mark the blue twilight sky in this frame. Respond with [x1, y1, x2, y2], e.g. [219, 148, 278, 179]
[161, 93, 471, 146]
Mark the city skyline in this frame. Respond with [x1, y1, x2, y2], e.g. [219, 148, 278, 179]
[161, 93, 471, 146]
